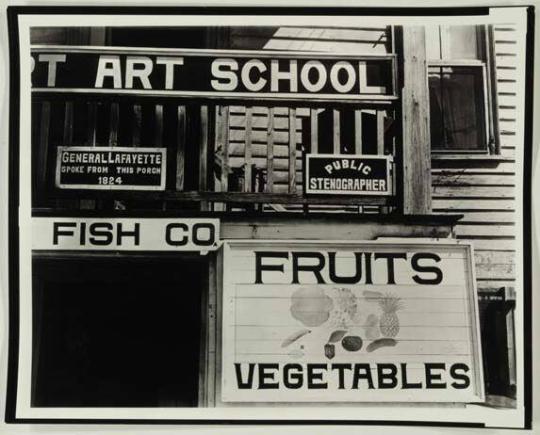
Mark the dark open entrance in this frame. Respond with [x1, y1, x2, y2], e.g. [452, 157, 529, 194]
[31, 255, 204, 407]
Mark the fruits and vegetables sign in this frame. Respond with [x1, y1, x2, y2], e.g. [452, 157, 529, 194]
[221, 239, 484, 403]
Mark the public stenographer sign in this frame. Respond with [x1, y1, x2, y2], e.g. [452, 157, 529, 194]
[305, 154, 393, 196]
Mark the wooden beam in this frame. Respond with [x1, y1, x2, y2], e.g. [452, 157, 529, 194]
[333, 108, 341, 153]
[288, 108, 297, 193]
[401, 26, 432, 214]
[377, 109, 385, 155]
[354, 109, 362, 154]
[266, 107, 275, 192]
[310, 108, 318, 154]
[175, 105, 186, 191]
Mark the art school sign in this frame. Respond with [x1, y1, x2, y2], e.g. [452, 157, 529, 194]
[31, 46, 396, 102]
[222, 239, 484, 403]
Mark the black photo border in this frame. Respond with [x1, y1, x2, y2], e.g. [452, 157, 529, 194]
[5, 5, 534, 428]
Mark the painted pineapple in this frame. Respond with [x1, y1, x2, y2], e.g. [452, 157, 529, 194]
[378, 293, 403, 338]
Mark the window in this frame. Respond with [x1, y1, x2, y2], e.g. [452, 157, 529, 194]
[426, 25, 497, 153]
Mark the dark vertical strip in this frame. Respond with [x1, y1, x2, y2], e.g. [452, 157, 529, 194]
[108, 102, 119, 147]
[244, 106, 253, 193]
[266, 107, 275, 193]
[199, 105, 209, 211]
[288, 108, 297, 193]
[132, 104, 142, 147]
[522, 6, 534, 429]
[38, 102, 51, 190]
[220, 105, 230, 193]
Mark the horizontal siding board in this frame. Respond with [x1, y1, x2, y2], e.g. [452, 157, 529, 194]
[495, 69, 518, 80]
[474, 250, 515, 280]
[431, 163, 516, 174]
[456, 238, 516, 251]
[229, 106, 310, 117]
[457, 211, 515, 224]
[432, 173, 515, 186]
[230, 115, 302, 130]
[455, 224, 515, 238]
[229, 143, 301, 159]
[432, 198, 514, 210]
[432, 185, 515, 198]
[229, 129, 302, 144]
[229, 156, 302, 171]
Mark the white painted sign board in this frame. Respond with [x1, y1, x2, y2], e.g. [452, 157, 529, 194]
[32, 217, 220, 252]
[222, 239, 484, 403]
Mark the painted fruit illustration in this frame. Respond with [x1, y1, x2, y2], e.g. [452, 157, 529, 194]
[378, 293, 403, 338]
[341, 335, 363, 352]
[290, 287, 334, 327]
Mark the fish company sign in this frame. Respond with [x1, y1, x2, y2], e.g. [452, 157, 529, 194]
[221, 240, 484, 403]
[31, 46, 396, 102]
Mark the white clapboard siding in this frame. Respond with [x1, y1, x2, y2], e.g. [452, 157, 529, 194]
[431, 24, 522, 292]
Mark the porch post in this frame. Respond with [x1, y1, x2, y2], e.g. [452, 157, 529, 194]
[401, 26, 432, 214]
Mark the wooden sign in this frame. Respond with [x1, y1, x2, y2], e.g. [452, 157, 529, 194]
[31, 46, 396, 102]
[32, 217, 220, 252]
[305, 154, 393, 196]
[55, 146, 166, 190]
[222, 239, 484, 403]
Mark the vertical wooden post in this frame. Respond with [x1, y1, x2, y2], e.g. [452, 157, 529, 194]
[354, 109, 362, 154]
[310, 108, 318, 154]
[401, 26, 432, 214]
[377, 110, 385, 155]
[333, 109, 341, 153]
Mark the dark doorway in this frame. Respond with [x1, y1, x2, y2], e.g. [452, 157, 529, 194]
[32, 255, 204, 407]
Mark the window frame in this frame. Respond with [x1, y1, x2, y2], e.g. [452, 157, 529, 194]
[427, 25, 499, 155]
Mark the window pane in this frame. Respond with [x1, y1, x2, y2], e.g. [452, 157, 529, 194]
[429, 66, 486, 151]
[447, 26, 480, 59]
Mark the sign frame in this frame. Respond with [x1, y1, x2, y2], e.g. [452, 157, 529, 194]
[305, 153, 394, 196]
[221, 238, 485, 404]
[55, 145, 167, 191]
